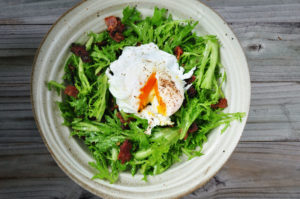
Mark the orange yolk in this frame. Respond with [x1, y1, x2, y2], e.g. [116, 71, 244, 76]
[138, 72, 166, 115]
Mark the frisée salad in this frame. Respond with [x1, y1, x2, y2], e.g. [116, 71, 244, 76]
[47, 6, 244, 183]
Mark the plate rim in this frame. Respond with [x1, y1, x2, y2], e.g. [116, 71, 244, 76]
[30, 0, 251, 198]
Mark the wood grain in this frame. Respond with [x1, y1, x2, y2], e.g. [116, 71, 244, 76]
[184, 142, 300, 199]
[1, 0, 300, 198]
[207, 1, 300, 23]
[0, 0, 81, 25]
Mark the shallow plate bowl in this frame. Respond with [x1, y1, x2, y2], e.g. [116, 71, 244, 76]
[31, 0, 251, 198]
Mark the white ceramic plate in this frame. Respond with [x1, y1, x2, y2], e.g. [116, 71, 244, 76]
[31, 0, 250, 198]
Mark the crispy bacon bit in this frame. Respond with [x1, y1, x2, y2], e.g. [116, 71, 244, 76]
[104, 16, 125, 33]
[104, 16, 125, 42]
[64, 85, 78, 98]
[187, 85, 197, 98]
[188, 122, 199, 133]
[116, 112, 126, 124]
[211, 98, 228, 109]
[109, 31, 124, 42]
[70, 43, 92, 63]
[118, 140, 132, 164]
[81, 54, 92, 63]
[115, 17, 125, 32]
[174, 46, 183, 60]
[111, 104, 118, 111]
[95, 41, 108, 49]
[70, 43, 85, 56]
[185, 75, 196, 84]
[105, 16, 118, 32]
[184, 122, 199, 140]
[116, 112, 134, 130]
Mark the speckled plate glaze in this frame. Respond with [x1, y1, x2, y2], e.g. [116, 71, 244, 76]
[31, 0, 250, 198]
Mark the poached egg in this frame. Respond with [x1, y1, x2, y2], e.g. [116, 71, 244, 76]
[106, 43, 194, 134]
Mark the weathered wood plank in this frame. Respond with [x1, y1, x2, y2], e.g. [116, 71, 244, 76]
[233, 22, 300, 82]
[0, 178, 90, 199]
[207, 1, 300, 23]
[0, 142, 299, 199]
[1, 0, 300, 25]
[0, 154, 65, 179]
[245, 82, 300, 141]
[0, 56, 33, 83]
[0, 25, 50, 49]
[184, 141, 300, 199]
[0, 0, 81, 25]
[0, 49, 37, 57]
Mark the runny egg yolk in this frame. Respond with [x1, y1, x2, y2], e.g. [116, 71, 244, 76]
[138, 72, 167, 116]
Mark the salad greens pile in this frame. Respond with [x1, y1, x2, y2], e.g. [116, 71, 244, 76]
[47, 6, 244, 183]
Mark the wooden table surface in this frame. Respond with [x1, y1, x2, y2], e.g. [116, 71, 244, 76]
[1, 0, 300, 198]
